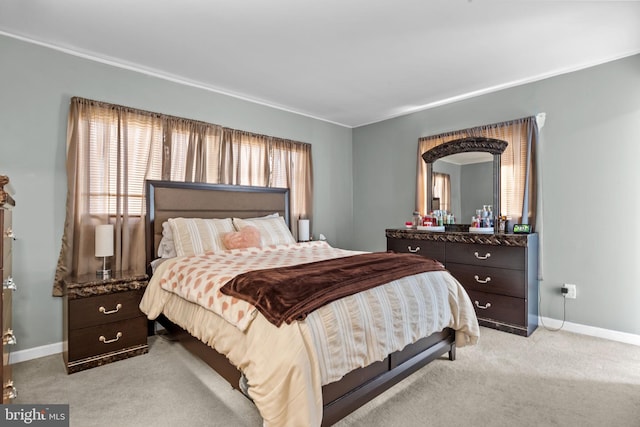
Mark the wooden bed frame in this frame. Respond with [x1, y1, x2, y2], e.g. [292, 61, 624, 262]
[144, 180, 456, 426]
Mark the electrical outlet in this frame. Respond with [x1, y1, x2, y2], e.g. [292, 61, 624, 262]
[563, 283, 577, 299]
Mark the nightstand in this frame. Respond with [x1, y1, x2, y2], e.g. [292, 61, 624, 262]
[62, 271, 149, 373]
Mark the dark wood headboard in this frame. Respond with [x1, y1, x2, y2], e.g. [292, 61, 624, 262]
[145, 180, 290, 271]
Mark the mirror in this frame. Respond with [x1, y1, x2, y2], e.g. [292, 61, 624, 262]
[422, 137, 507, 226]
[434, 152, 493, 224]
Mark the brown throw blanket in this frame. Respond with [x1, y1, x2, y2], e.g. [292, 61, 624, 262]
[220, 252, 445, 326]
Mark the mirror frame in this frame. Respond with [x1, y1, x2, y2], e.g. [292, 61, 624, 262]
[422, 137, 508, 221]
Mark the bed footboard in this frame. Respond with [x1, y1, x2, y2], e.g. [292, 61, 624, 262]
[320, 328, 455, 426]
[154, 316, 454, 426]
[155, 315, 243, 389]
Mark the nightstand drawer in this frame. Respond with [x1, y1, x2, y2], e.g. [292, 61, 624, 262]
[386, 238, 445, 262]
[68, 316, 147, 361]
[68, 289, 145, 329]
[466, 289, 526, 327]
[446, 263, 525, 298]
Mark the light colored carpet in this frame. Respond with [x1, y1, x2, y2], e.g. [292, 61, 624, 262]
[12, 326, 640, 427]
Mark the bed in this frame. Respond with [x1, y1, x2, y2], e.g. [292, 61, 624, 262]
[140, 180, 479, 427]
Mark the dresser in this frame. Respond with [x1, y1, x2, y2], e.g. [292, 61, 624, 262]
[1, 175, 17, 402]
[62, 272, 149, 373]
[387, 228, 538, 336]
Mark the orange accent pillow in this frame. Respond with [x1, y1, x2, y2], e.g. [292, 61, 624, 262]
[223, 225, 262, 250]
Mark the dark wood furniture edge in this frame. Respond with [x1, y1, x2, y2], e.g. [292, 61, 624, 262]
[473, 233, 538, 337]
[146, 180, 458, 425]
[321, 329, 455, 426]
[155, 315, 243, 387]
[65, 278, 149, 299]
[65, 344, 149, 374]
[155, 315, 454, 425]
[62, 274, 150, 373]
[420, 136, 508, 163]
[386, 228, 532, 247]
[1, 175, 16, 403]
[0, 175, 15, 208]
[145, 180, 290, 276]
[388, 229, 539, 337]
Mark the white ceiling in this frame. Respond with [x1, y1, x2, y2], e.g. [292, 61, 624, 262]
[1, 0, 639, 128]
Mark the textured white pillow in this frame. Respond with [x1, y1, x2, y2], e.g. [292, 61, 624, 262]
[157, 221, 177, 258]
[233, 216, 296, 246]
[168, 217, 235, 257]
[244, 212, 279, 221]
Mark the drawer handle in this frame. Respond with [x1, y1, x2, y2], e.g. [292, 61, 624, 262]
[99, 332, 123, 344]
[2, 329, 16, 345]
[474, 251, 491, 260]
[407, 246, 420, 253]
[4, 227, 15, 239]
[3, 276, 17, 291]
[3, 381, 17, 400]
[474, 300, 492, 310]
[99, 303, 122, 315]
[474, 275, 492, 284]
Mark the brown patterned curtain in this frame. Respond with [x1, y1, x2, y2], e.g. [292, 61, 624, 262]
[162, 117, 224, 183]
[417, 116, 537, 226]
[53, 97, 313, 296]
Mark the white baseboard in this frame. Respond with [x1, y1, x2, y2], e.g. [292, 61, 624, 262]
[10, 342, 63, 364]
[8, 319, 640, 364]
[539, 317, 640, 346]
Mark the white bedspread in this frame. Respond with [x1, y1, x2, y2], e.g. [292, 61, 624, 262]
[306, 269, 476, 385]
[154, 241, 361, 330]
[140, 242, 479, 427]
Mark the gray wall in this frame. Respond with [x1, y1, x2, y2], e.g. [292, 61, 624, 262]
[353, 54, 640, 336]
[0, 35, 354, 352]
[2, 33, 639, 352]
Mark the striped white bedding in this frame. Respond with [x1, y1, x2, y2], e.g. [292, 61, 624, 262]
[306, 271, 453, 385]
[140, 241, 479, 427]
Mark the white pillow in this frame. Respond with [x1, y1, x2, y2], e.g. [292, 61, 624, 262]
[157, 221, 177, 258]
[168, 217, 235, 257]
[245, 212, 279, 220]
[233, 216, 296, 246]
[150, 257, 168, 274]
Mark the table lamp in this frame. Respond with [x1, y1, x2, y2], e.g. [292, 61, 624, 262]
[298, 218, 310, 242]
[95, 224, 114, 279]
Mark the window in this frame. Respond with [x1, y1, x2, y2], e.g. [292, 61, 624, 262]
[87, 112, 163, 215]
[54, 97, 313, 296]
[432, 172, 451, 213]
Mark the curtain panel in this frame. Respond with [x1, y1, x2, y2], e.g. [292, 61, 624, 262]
[53, 97, 313, 296]
[416, 116, 537, 227]
[432, 172, 451, 213]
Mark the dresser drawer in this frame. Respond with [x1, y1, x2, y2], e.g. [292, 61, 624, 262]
[68, 289, 145, 329]
[2, 336, 9, 373]
[466, 289, 526, 327]
[446, 263, 525, 298]
[2, 289, 11, 335]
[447, 243, 524, 270]
[2, 365, 12, 403]
[1, 241, 9, 273]
[387, 238, 445, 262]
[0, 209, 10, 270]
[68, 316, 147, 361]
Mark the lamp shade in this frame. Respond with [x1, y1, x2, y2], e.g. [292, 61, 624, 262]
[298, 219, 310, 242]
[95, 224, 114, 257]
